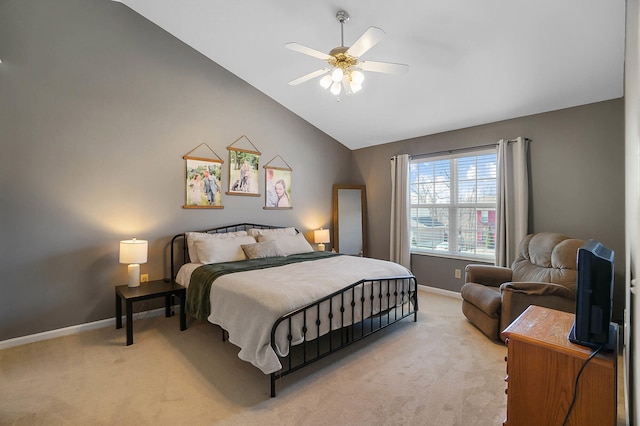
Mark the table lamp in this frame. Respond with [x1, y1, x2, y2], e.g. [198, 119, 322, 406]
[119, 238, 148, 287]
[314, 228, 330, 251]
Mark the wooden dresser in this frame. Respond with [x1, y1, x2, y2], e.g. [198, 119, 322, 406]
[500, 305, 617, 426]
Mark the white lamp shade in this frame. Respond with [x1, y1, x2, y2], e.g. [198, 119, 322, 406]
[314, 229, 330, 244]
[119, 239, 148, 264]
[314, 228, 330, 252]
[330, 81, 342, 95]
[319, 74, 332, 89]
[351, 70, 365, 84]
[331, 67, 344, 83]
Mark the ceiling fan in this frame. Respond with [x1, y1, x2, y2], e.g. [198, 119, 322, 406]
[285, 10, 409, 97]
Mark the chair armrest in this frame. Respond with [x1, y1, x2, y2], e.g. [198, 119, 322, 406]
[500, 281, 576, 299]
[499, 282, 576, 339]
[465, 264, 512, 288]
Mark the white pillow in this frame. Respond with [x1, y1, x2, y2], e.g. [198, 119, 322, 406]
[186, 231, 248, 263]
[257, 233, 314, 256]
[194, 235, 257, 264]
[247, 227, 297, 237]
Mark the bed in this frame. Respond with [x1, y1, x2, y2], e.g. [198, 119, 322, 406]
[170, 223, 418, 397]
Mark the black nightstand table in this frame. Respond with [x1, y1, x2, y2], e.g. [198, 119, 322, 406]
[115, 280, 187, 345]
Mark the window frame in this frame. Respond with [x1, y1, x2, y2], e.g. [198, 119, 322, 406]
[409, 148, 497, 262]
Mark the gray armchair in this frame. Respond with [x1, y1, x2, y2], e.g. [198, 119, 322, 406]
[461, 232, 585, 341]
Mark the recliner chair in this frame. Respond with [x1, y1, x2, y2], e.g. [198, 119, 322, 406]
[461, 232, 585, 341]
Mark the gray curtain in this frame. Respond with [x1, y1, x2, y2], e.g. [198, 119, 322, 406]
[390, 154, 411, 269]
[496, 137, 529, 267]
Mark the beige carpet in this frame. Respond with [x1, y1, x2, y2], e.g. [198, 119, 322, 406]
[0, 288, 625, 425]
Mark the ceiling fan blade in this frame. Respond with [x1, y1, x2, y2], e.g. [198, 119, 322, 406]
[359, 60, 409, 75]
[285, 42, 331, 60]
[346, 27, 386, 58]
[288, 69, 329, 86]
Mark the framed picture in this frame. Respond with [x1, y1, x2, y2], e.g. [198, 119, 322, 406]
[264, 166, 292, 209]
[227, 149, 260, 196]
[226, 136, 261, 196]
[183, 158, 223, 209]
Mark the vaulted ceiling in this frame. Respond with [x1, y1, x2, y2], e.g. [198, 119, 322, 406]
[113, 1, 625, 150]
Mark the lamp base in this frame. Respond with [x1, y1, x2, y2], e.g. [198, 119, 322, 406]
[128, 264, 141, 287]
[318, 243, 326, 251]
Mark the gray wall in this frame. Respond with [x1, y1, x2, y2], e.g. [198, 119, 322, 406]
[352, 99, 625, 321]
[0, 0, 626, 342]
[0, 0, 352, 341]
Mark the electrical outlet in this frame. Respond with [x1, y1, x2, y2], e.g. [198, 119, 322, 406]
[454, 269, 461, 279]
[140, 274, 149, 283]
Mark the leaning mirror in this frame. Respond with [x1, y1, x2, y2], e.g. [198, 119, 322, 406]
[333, 184, 367, 256]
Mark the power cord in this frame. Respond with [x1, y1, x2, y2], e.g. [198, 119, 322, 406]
[562, 343, 605, 426]
[134, 302, 148, 321]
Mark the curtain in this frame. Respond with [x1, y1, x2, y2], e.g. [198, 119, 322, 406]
[496, 137, 529, 267]
[390, 154, 411, 269]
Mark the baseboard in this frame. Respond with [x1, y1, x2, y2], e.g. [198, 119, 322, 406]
[0, 307, 168, 351]
[2, 287, 458, 351]
[418, 284, 462, 299]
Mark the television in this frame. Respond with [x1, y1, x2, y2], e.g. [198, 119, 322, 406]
[568, 239, 616, 351]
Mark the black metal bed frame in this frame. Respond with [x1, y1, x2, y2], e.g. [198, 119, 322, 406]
[170, 223, 418, 397]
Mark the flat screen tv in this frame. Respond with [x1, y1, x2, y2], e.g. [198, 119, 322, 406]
[568, 239, 616, 350]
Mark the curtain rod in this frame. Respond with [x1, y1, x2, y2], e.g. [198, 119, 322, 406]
[408, 138, 531, 161]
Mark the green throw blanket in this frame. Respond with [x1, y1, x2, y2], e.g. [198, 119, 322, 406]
[186, 251, 340, 320]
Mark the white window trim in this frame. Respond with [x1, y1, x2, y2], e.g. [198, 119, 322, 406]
[409, 148, 497, 262]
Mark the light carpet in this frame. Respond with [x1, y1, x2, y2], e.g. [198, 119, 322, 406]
[0, 288, 624, 425]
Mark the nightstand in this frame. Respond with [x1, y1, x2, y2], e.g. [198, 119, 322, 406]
[115, 280, 187, 345]
[501, 306, 617, 425]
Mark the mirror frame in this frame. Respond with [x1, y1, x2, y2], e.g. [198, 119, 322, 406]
[332, 184, 367, 257]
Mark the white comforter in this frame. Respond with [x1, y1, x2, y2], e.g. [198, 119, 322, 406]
[179, 255, 412, 374]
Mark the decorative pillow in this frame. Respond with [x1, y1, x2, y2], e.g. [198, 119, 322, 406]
[257, 233, 314, 256]
[194, 235, 257, 264]
[241, 240, 285, 259]
[186, 231, 248, 263]
[247, 227, 297, 237]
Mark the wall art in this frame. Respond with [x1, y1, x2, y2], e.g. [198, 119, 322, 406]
[264, 155, 293, 210]
[227, 136, 261, 197]
[183, 143, 224, 209]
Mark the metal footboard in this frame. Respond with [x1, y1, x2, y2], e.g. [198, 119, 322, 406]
[269, 275, 418, 397]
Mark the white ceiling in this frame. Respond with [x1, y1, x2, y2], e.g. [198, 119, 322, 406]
[114, 0, 626, 150]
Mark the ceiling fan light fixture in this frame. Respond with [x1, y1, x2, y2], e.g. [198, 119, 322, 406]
[351, 70, 365, 85]
[319, 74, 332, 89]
[330, 81, 342, 95]
[286, 9, 408, 99]
[331, 67, 344, 83]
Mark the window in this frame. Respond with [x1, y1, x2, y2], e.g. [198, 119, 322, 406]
[409, 149, 497, 261]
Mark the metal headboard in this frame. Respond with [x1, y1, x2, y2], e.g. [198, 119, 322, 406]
[169, 223, 286, 282]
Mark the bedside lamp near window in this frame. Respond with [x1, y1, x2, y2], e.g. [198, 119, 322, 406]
[314, 228, 330, 251]
[119, 238, 148, 287]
